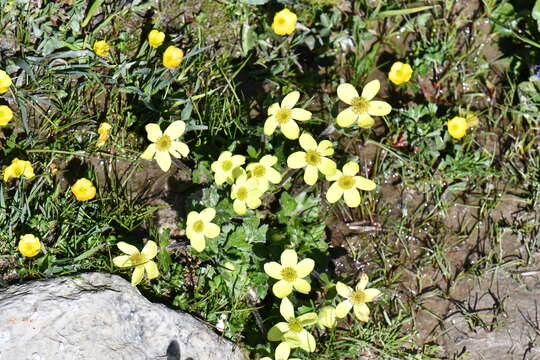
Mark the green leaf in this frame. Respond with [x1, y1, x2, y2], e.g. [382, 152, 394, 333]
[377, 6, 433, 18]
[278, 192, 297, 217]
[82, 0, 105, 28]
[533, 0, 540, 31]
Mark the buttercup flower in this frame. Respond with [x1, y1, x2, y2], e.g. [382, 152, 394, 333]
[336, 80, 392, 128]
[272, 8, 297, 36]
[113, 240, 159, 286]
[246, 155, 282, 192]
[211, 151, 246, 185]
[96, 122, 112, 147]
[148, 29, 165, 48]
[388, 61, 413, 85]
[264, 91, 311, 140]
[140, 120, 189, 172]
[317, 306, 337, 329]
[335, 274, 381, 321]
[93, 40, 110, 57]
[3, 158, 34, 182]
[0, 105, 13, 126]
[71, 178, 96, 201]
[230, 174, 263, 215]
[0, 70, 12, 93]
[267, 297, 317, 352]
[326, 162, 375, 207]
[163, 45, 184, 68]
[287, 133, 336, 185]
[261, 342, 300, 360]
[18, 234, 41, 257]
[264, 249, 314, 298]
[186, 208, 221, 252]
[447, 112, 479, 139]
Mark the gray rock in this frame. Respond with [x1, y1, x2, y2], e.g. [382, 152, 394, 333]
[0, 272, 247, 360]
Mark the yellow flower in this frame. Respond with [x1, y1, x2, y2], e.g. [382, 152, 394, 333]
[163, 45, 184, 68]
[148, 29, 165, 48]
[71, 178, 96, 201]
[264, 91, 311, 140]
[264, 249, 314, 298]
[3, 158, 34, 182]
[388, 61, 413, 85]
[335, 274, 381, 321]
[261, 342, 300, 360]
[186, 208, 221, 252]
[0, 105, 13, 126]
[93, 40, 110, 57]
[96, 122, 112, 147]
[113, 240, 159, 286]
[230, 174, 263, 215]
[0, 70, 12, 93]
[447, 116, 468, 139]
[140, 121, 189, 172]
[246, 155, 282, 192]
[272, 8, 297, 36]
[211, 151, 246, 185]
[317, 306, 336, 329]
[18, 234, 41, 257]
[287, 133, 336, 185]
[267, 297, 317, 352]
[336, 80, 392, 128]
[326, 162, 375, 207]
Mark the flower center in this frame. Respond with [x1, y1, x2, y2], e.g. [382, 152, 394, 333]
[156, 135, 172, 151]
[221, 160, 233, 171]
[288, 318, 303, 333]
[278, 17, 287, 26]
[351, 96, 369, 115]
[12, 165, 25, 177]
[305, 150, 321, 166]
[338, 175, 355, 189]
[275, 108, 292, 124]
[237, 187, 248, 201]
[193, 220, 204, 233]
[252, 164, 266, 178]
[281, 266, 298, 282]
[129, 253, 146, 266]
[350, 290, 366, 305]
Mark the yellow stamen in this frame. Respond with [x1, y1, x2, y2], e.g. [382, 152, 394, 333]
[351, 97, 369, 115]
[275, 108, 292, 124]
[156, 135, 172, 151]
[338, 175, 354, 189]
[281, 266, 298, 282]
[193, 220, 204, 233]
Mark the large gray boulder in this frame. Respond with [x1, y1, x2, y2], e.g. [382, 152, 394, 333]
[0, 272, 247, 360]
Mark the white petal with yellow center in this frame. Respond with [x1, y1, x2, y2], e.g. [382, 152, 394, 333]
[336, 281, 352, 298]
[281, 249, 298, 267]
[361, 79, 380, 101]
[335, 299, 353, 318]
[287, 152, 307, 169]
[291, 108, 311, 121]
[264, 261, 284, 279]
[368, 100, 392, 116]
[304, 166, 318, 185]
[344, 188, 361, 207]
[343, 162, 359, 176]
[264, 116, 278, 136]
[268, 102, 280, 115]
[292, 278, 310, 293]
[336, 108, 357, 127]
[117, 242, 139, 255]
[155, 151, 172, 172]
[141, 241, 157, 259]
[163, 120, 185, 139]
[273, 280, 293, 298]
[145, 123, 162, 142]
[299, 133, 317, 151]
[326, 182, 344, 203]
[280, 120, 300, 140]
[337, 83, 358, 105]
[281, 91, 300, 109]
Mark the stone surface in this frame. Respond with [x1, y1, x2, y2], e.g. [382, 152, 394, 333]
[0, 272, 247, 360]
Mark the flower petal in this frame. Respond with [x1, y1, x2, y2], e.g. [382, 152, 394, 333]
[368, 101, 392, 116]
[304, 165, 318, 185]
[337, 83, 358, 105]
[169, 141, 189, 158]
[140, 144, 156, 159]
[336, 281, 353, 298]
[297, 312, 318, 326]
[268, 322, 289, 341]
[297, 330, 316, 352]
[164, 120, 185, 139]
[155, 151, 172, 172]
[364, 288, 381, 302]
[335, 300, 353, 318]
[299, 133, 317, 151]
[117, 242, 139, 255]
[295, 258, 314, 278]
[264, 261, 284, 280]
[291, 108, 311, 121]
[353, 303, 370, 322]
[281, 91, 300, 109]
[280, 297, 295, 321]
[293, 278, 311, 294]
[233, 199, 247, 215]
[275, 342, 291, 360]
[266, 167, 282, 184]
[204, 223, 220, 238]
[264, 117, 278, 136]
[199, 207, 216, 221]
[343, 162, 359, 176]
[144, 261, 159, 279]
[336, 108, 357, 128]
[357, 273, 369, 290]
[318, 158, 337, 177]
[361, 79, 380, 101]
[145, 123, 162, 142]
[326, 182, 344, 203]
[355, 176, 376, 191]
[131, 265, 145, 285]
[260, 155, 277, 167]
[281, 249, 298, 267]
[141, 240, 158, 259]
[268, 102, 280, 116]
[190, 233, 206, 252]
[112, 255, 132, 268]
[344, 188, 360, 207]
[357, 113, 375, 128]
[287, 152, 307, 169]
[273, 280, 293, 298]
[318, 140, 334, 156]
[280, 120, 300, 140]
[231, 155, 246, 167]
